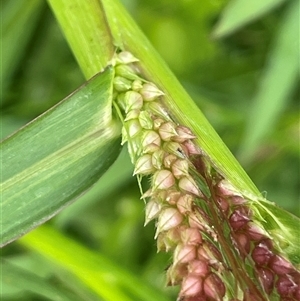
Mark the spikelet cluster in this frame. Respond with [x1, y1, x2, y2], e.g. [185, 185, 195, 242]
[111, 51, 300, 301]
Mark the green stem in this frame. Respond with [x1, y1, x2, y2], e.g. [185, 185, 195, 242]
[47, 0, 114, 79]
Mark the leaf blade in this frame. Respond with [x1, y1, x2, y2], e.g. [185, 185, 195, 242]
[19, 225, 172, 301]
[0, 67, 121, 247]
[238, 0, 299, 162]
[212, 0, 288, 38]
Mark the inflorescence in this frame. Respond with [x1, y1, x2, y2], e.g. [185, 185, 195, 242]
[111, 51, 300, 301]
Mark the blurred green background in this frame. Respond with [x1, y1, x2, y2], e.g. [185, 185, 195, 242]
[1, 0, 299, 300]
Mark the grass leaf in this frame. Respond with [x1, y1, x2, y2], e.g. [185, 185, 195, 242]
[19, 225, 172, 301]
[0, 67, 121, 247]
[238, 0, 299, 162]
[212, 0, 288, 38]
[1, 0, 44, 94]
[1, 260, 85, 301]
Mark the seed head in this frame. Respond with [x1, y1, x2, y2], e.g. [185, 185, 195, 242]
[166, 263, 188, 286]
[177, 194, 194, 214]
[126, 119, 142, 138]
[251, 241, 273, 266]
[164, 154, 178, 169]
[182, 140, 201, 155]
[247, 222, 270, 241]
[134, 154, 155, 175]
[179, 176, 202, 197]
[158, 122, 178, 141]
[116, 51, 139, 64]
[174, 244, 197, 265]
[229, 208, 251, 231]
[203, 273, 225, 301]
[140, 83, 164, 101]
[216, 180, 243, 198]
[156, 208, 183, 236]
[124, 91, 143, 113]
[181, 227, 202, 245]
[142, 130, 161, 149]
[164, 141, 188, 158]
[153, 169, 175, 190]
[269, 255, 295, 275]
[233, 232, 250, 256]
[146, 102, 170, 120]
[153, 117, 166, 130]
[180, 275, 203, 297]
[145, 199, 161, 225]
[157, 227, 181, 252]
[113, 76, 132, 92]
[173, 126, 196, 143]
[131, 79, 143, 91]
[256, 267, 274, 295]
[188, 260, 209, 278]
[165, 190, 181, 205]
[276, 275, 298, 297]
[138, 111, 153, 129]
[172, 159, 189, 179]
[115, 64, 140, 80]
[152, 149, 165, 170]
[124, 109, 140, 121]
[143, 143, 160, 154]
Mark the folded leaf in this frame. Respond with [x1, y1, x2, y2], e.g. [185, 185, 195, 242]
[0, 67, 121, 247]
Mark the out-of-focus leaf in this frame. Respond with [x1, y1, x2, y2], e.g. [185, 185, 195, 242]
[238, 0, 299, 162]
[1, 0, 44, 94]
[0, 67, 121, 247]
[101, 0, 260, 198]
[19, 225, 172, 301]
[1, 260, 85, 301]
[212, 0, 288, 38]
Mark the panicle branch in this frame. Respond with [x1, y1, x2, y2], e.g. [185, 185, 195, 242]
[111, 51, 300, 301]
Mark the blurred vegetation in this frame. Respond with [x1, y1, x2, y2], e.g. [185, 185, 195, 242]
[1, 0, 299, 300]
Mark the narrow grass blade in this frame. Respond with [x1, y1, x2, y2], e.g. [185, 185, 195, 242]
[238, 0, 299, 162]
[19, 225, 172, 301]
[0, 67, 121, 247]
[212, 0, 288, 38]
[1, 260, 85, 301]
[1, 0, 44, 94]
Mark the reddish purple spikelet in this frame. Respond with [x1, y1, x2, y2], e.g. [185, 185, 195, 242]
[229, 207, 251, 231]
[252, 242, 273, 266]
[276, 274, 298, 297]
[269, 255, 296, 275]
[203, 273, 225, 301]
[257, 267, 274, 295]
